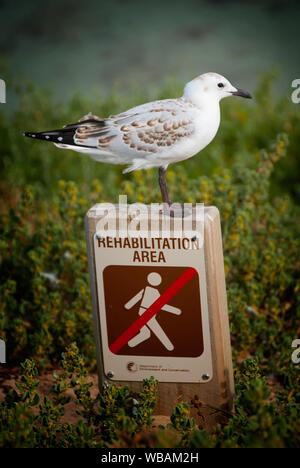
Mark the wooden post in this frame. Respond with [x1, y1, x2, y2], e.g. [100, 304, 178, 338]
[85, 204, 234, 427]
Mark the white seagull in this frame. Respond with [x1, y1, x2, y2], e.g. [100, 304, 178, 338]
[24, 73, 251, 203]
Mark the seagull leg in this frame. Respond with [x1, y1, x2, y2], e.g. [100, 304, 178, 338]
[158, 166, 171, 205]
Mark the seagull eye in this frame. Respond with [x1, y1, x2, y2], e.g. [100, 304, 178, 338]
[218, 83, 225, 88]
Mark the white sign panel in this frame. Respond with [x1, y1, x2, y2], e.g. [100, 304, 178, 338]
[93, 224, 213, 383]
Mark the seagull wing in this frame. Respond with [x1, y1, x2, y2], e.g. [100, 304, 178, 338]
[24, 99, 197, 169]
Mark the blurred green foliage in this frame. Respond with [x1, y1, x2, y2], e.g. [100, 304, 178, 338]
[0, 346, 299, 448]
[0, 343, 158, 448]
[0, 72, 299, 447]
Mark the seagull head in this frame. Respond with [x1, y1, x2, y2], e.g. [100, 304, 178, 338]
[183, 73, 252, 107]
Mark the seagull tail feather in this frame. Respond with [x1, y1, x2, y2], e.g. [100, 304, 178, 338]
[24, 116, 106, 147]
[23, 128, 77, 145]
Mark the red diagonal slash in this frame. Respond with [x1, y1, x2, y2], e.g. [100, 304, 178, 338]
[109, 267, 197, 354]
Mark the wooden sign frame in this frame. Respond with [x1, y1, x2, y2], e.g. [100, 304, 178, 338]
[85, 204, 234, 427]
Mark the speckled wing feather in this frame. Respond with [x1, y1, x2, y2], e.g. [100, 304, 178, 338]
[73, 99, 196, 170]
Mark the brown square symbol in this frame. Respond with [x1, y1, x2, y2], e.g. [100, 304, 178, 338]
[102, 265, 203, 358]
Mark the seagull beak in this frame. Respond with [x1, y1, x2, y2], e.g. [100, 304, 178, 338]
[231, 88, 252, 99]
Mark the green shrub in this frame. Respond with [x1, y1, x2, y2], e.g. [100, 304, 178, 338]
[173, 358, 300, 448]
[0, 343, 158, 448]
[1, 349, 299, 448]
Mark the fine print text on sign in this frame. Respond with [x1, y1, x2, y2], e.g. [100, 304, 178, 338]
[93, 229, 212, 383]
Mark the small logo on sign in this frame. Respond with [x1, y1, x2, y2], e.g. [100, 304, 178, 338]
[0, 338, 6, 363]
[127, 362, 138, 372]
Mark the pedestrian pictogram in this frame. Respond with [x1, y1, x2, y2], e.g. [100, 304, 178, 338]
[103, 265, 204, 358]
[126, 272, 182, 351]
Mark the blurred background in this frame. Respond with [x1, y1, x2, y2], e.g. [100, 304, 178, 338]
[1, 0, 300, 99]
